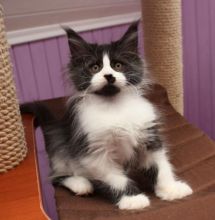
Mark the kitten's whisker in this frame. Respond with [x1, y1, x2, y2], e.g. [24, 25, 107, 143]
[125, 82, 139, 95]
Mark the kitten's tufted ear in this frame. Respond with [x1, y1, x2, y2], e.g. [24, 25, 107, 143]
[63, 27, 88, 55]
[118, 21, 139, 53]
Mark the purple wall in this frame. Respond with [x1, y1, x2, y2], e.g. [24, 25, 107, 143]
[182, 0, 215, 140]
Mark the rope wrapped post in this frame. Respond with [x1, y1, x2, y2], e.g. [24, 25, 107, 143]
[0, 5, 27, 173]
[141, 0, 183, 114]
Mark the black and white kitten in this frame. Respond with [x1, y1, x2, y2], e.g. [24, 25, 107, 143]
[26, 22, 192, 210]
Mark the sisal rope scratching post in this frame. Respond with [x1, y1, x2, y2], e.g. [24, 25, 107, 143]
[0, 5, 27, 173]
[141, 0, 183, 114]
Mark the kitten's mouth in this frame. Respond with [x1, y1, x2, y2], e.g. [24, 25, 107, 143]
[94, 85, 120, 97]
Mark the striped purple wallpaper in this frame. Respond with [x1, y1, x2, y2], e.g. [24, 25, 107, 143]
[182, 0, 215, 140]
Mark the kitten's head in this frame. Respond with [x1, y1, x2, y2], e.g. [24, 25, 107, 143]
[64, 22, 144, 97]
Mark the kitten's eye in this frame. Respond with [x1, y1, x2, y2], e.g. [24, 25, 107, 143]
[114, 62, 123, 71]
[90, 64, 100, 74]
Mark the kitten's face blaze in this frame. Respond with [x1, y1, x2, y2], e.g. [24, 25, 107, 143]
[65, 22, 143, 96]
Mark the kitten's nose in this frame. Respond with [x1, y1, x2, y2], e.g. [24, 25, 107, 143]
[104, 74, 115, 84]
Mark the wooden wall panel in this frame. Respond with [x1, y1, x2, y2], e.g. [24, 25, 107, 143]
[43, 38, 66, 98]
[29, 41, 54, 100]
[12, 44, 39, 102]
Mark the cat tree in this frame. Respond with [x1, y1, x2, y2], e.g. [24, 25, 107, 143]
[142, 0, 183, 114]
[0, 5, 27, 172]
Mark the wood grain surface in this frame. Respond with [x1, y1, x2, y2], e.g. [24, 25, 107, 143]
[0, 114, 49, 220]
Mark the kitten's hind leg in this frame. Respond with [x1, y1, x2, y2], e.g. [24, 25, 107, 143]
[140, 125, 193, 201]
[151, 149, 192, 201]
[93, 172, 150, 210]
[61, 176, 94, 196]
[142, 148, 193, 201]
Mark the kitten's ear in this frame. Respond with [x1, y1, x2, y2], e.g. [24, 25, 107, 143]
[118, 21, 139, 53]
[63, 27, 88, 55]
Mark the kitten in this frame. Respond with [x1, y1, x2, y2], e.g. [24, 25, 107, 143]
[23, 22, 192, 210]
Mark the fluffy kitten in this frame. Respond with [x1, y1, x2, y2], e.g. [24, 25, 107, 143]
[23, 22, 192, 210]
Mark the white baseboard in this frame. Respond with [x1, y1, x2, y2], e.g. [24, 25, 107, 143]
[7, 12, 141, 45]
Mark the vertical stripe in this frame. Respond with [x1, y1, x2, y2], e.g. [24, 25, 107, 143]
[209, 0, 215, 139]
[111, 24, 124, 41]
[13, 43, 39, 102]
[92, 28, 103, 44]
[101, 27, 113, 44]
[182, 0, 200, 127]
[196, 0, 212, 136]
[80, 31, 94, 43]
[43, 38, 65, 98]
[29, 41, 53, 100]
[57, 36, 73, 96]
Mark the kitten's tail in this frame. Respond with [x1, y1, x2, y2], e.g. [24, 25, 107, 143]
[20, 102, 62, 155]
[20, 102, 56, 127]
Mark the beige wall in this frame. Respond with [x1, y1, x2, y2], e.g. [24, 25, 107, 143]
[1, 0, 140, 31]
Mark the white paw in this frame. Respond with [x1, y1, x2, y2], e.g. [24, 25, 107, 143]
[117, 194, 150, 210]
[63, 176, 93, 195]
[155, 181, 193, 201]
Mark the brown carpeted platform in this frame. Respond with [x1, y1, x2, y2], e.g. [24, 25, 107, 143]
[44, 85, 215, 220]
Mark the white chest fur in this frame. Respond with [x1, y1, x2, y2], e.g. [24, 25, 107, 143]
[78, 92, 157, 163]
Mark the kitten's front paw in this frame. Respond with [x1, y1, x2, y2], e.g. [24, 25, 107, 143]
[155, 181, 193, 201]
[63, 176, 93, 196]
[117, 194, 150, 210]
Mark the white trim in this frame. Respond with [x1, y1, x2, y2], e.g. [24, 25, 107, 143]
[7, 12, 141, 45]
